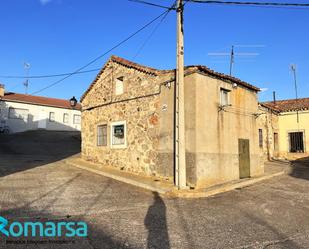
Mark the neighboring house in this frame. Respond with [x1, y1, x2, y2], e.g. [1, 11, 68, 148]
[0, 84, 81, 133]
[81, 55, 264, 189]
[258, 97, 309, 160]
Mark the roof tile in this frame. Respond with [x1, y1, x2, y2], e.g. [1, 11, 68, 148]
[1, 92, 81, 111]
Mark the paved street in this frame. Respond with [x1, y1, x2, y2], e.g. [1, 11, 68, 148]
[0, 131, 309, 249]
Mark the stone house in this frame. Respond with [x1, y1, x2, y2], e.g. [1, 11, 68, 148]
[258, 97, 309, 161]
[0, 84, 81, 133]
[81, 55, 264, 189]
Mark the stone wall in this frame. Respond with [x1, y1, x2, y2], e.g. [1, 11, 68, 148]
[257, 105, 279, 161]
[81, 60, 174, 178]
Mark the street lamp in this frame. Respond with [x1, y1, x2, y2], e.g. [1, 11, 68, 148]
[70, 96, 77, 108]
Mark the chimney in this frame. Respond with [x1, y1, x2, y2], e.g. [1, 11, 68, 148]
[0, 84, 4, 98]
[273, 91, 276, 104]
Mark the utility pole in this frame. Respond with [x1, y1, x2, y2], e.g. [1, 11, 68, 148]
[175, 0, 186, 189]
[290, 64, 299, 123]
[229, 45, 234, 76]
[24, 62, 30, 94]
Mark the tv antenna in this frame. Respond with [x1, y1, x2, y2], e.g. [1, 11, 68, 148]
[24, 62, 31, 94]
[290, 64, 299, 123]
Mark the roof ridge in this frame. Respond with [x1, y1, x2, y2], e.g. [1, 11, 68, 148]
[262, 97, 309, 103]
[2, 92, 81, 110]
[81, 55, 260, 102]
[5, 92, 74, 102]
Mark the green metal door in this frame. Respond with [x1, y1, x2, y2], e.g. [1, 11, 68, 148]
[238, 139, 250, 179]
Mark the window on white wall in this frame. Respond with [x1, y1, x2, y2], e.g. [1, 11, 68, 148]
[8, 107, 29, 121]
[49, 112, 55, 122]
[111, 121, 126, 148]
[63, 113, 69, 123]
[220, 88, 230, 106]
[73, 114, 81, 124]
[115, 77, 124, 95]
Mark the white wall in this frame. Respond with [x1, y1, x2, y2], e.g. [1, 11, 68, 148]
[0, 100, 81, 133]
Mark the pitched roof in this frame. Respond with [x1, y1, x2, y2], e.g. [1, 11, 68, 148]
[81, 55, 260, 102]
[1, 92, 81, 111]
[185, 65, 260, 92]
[261, 98, 309, 113]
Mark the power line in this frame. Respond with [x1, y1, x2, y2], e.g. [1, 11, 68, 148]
[129, 0, 176, 9]
[132, 1, 177, 59]
[186, 0, 309, 8]
[29, 9, 170, 96]
[0, 68, 101, 79]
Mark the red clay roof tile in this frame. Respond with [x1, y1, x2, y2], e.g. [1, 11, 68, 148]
[261, 98, 309, 112]
[1, 92, 81, 111]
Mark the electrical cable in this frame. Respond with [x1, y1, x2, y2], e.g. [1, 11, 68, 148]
[186, 0, 309, 8]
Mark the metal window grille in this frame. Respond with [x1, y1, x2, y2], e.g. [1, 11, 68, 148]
[97, 125, 107, 146]
[289, 132, 304, 153]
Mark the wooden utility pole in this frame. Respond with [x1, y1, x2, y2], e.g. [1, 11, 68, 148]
[175, 0, 186, 189]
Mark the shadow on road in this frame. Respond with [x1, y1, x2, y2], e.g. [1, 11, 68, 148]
[0, 130, 81, 177]
[144, 192, 170, 249]
[290, 156, 309, 181]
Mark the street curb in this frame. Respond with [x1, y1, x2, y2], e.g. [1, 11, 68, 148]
[169, 171, 286, 198]
[65, 160, 174, 195]
[65, 158, 285, 199]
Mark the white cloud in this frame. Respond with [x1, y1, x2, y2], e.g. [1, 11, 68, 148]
[39, 0, 52, 5]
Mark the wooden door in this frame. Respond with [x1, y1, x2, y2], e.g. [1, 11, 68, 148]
[239, 139, 250, 179]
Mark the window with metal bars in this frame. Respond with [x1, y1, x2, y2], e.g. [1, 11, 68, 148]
[289, 132, 304, 153]
[97, 125, 107, 146]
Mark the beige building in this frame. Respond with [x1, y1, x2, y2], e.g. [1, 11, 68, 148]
[81, 55, 264, 189]
[258, 98, 309, 161]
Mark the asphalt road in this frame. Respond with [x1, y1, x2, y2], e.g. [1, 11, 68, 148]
[0, 131, 308, 249]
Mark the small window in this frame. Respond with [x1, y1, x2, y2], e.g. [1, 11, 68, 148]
[289, 132, 304, 153]
[73, 114, 81, 124]
[115, 77, 124, 95]
[274, 133, 279, 151]
[49, 112, 55, 122]
[97, 125, 107, 146]
[220, 88, 230, 106]
[258, 129, 263, 148]
[63, 113, 69, 123]
[111, 121, 126, 148]
[8, 107, 28, 121]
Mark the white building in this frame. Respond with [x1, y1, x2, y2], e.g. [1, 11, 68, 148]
[0, 84, 81, 134]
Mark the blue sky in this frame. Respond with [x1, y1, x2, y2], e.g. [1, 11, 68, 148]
[0, 0, 308, 102]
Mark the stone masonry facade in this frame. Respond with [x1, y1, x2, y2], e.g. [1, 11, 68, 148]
[81, 56, 173, 178]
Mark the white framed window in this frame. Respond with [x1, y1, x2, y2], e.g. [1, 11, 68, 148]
[115, 76, 124, 95]
[73, 114, 81, 124]
[49, 112, 55, 122]
[220, 88, 230, 106]
[8, 107, 28, 121]
[111, 121, 126, 148]
[97, 124, 108, 146]
[63, 113, 69, 123]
